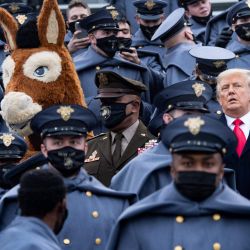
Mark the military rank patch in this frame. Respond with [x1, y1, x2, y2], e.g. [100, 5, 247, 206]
[85, 150, 100, 162]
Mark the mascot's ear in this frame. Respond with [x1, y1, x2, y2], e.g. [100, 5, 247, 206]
[0, 8, 18, 51]
[37, 0, 66, 47]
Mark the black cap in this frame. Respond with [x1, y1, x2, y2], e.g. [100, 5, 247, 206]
[133, 0, 167, 21]
[178, 0, 200, 8]
[0, 132, 27, 159]
[80, 8, 119, 33]
[161, 115, 237, 154]
[30, 105, 98, 139]
[151, 8, 191, 42]
[227, 1, 250, 26]
[148, 80, 212, 135]
[95, 71, 147, 98]
[0, 2, 33, 15]
[189, 46, 236, 77]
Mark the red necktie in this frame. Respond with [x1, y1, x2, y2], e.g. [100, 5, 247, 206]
[233, 119, 246, 157]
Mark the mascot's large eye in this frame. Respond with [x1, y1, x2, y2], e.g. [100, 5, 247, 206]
[23, 51, 62, 83]
[33, 66, 49, 77]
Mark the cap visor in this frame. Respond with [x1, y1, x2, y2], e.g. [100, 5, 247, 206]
[172, 146, 218, 154]
[139, 14, 161, 21]
[95, 93, 125, 99]
[45, 131, 86, 137]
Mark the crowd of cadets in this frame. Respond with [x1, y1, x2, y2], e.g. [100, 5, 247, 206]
[0, 0, 250, 249]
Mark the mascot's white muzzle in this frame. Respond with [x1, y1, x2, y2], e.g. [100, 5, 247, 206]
[0, 91, 42, 136]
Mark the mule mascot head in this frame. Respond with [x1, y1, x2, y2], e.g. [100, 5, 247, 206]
[0, 0, 87, 153]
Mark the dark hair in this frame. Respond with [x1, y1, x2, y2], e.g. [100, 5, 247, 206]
[18, 169, 66, 218]
[66, 0, 91, 18]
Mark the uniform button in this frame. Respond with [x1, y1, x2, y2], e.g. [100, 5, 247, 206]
[213, 242, 221, 250]
[216, 110, 222, 115]
[92, 211, 99, 218]
[235, 54, 239, 58]
[213, 214, 221, 221]
[86, 191, 92, 197]
[176, 216, 184, 223]
[96, 66, 101, 70]
[174, 245, 183, 250]
[63, 239, 70, 245]
[95, 238, 102, 245]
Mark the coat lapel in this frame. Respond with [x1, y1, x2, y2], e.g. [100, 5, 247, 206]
[117, 121, 151, 169]
[98, 133, 112, 165]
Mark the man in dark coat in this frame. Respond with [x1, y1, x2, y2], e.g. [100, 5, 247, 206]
[85, 71, 155, 186]
[217, 68, 250, 199]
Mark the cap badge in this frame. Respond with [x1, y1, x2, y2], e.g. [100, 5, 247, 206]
[192, 83, 206, 97]
[213, 60, 225, 69]
[9, 3, 20, 13]
[16, 14, 27, 25]
[98, 73, 109, 86]
[57, 106, 74, 121]
[145, 0, 156, 10]
[106, 6, 119, 20]
[0, 133, 15, 147]
[184, 117, 205, 135]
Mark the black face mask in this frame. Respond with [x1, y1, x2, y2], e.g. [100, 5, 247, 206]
[235, 23, 250, 41]
[47, 147, 85, 177]
[54, 208, 68, 235]
[117, 37, 132, 50]
[96, 35, 119, 57]
[174, 171, 217, 202]
[192, 14, 212, 25]
[101, 101, 133, 129]
[140, 24, 160, 40]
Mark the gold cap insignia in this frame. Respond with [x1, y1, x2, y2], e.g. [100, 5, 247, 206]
[98, 73, 109, 86]
[192, 83, 206, 97]
[145, 0, 156, 10]
[16, 14, 27, 25]
[9, 3, 20, 13]
[57, 106, 74, 121]
[0, 133, 15, 147]
[213, 60, 225, 69]
[184, 117, 205, 135]
[110, 10, 119, 20]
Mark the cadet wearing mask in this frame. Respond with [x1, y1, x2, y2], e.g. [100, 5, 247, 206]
[74, 7, 163, 104]
[107, 115, 250, 250]
[111, 80, 237, 199]
[85, 71, 155, 186]
[0, 169, 67, 250]
[179, 0, 213, 44]
[0, 132, 27, 198]
[152, 8, 198, 86]
[132, 0, 167, 69]
[0, 105, 134, 250]
[226, 1, 250, 69]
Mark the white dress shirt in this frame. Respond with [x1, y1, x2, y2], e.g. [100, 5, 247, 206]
[225, 112, 250, 140]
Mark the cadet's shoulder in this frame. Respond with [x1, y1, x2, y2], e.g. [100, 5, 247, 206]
[87, 133, 109, 144]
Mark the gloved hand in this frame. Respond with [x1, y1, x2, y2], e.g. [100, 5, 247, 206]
[215, 27, 233, 48]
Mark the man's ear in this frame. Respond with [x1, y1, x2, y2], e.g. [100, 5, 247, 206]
[185, 10, 191, 18]
[135, 15, 141, 25]
[184, 29, 194, 40]
[41, 143, 48, 158]
[163, 112, 174, 125]
[84, 142, 88, 154]
[231, 24, 236, 32]
[170, 164, 176, 179]
[66, 20, 69, 29]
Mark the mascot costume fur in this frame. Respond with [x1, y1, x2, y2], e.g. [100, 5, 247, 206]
[0, 0, 88, 156]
